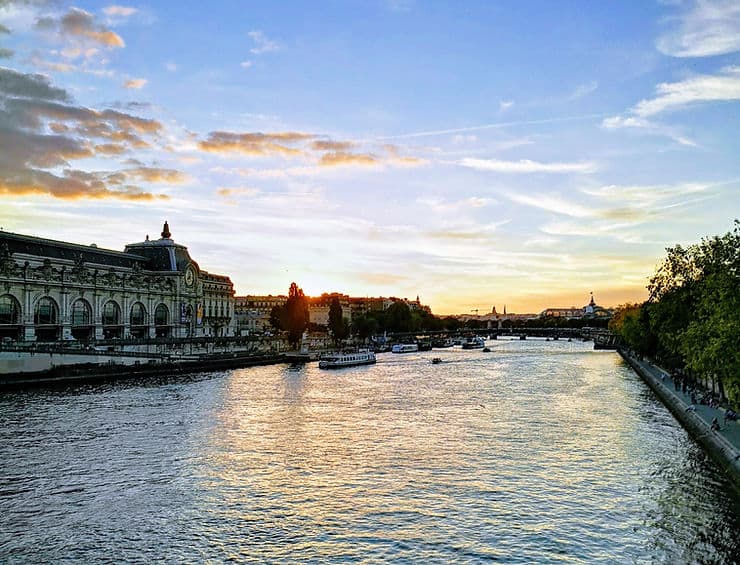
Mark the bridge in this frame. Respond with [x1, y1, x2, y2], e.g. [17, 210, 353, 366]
[379, 327, 619, 349]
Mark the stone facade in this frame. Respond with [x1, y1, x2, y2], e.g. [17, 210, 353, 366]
[0, 222, 235, 342]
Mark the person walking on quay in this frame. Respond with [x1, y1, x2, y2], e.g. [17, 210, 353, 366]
[711, 418, 721, 432]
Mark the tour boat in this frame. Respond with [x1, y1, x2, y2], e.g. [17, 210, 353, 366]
[319, 349, 376, 369]
[391, 343, 419, 354]
[462, 336, 485, 349]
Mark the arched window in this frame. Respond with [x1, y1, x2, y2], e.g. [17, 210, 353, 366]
[34, 297, 58, 325]
[154, 304, 168, 326]
[70, 299, 93, 341]
[102, 300, 121, 326]
[130, 302, 147, 326]
[154, 304, 169, 338]
[0, 294, 21, 325]
[71, 299, 92, 326]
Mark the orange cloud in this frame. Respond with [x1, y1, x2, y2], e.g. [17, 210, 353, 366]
[311, 140, 355, 151]
[123, 167, 188, 183]
[198, 131, 314, 156]
[318, 151, 379, 167]
[60, 8, 125, 47]
[0, 170, 168, 201]
[123, 78, 147, 89]
[94, 143, 127, 155]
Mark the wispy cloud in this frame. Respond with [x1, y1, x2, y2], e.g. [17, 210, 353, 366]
[459, 157, 597, 174]
[373, 113, 608, 141]
[631, 66, 740, 117]
[601, 115, 696, 146]
[240, 60, 252, 69]
[657, 0, 740, 57]
[507, 193, 596, 217]
[499, 100, 514, 112]
[248, 30, 280, 55]
[602, 66, 740, 144]
[568, 80, 598, 100]
[102, 5, 138, 18]
[216, 186, 261, 198]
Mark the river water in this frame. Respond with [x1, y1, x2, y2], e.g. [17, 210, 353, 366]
[1, 340, 739, 563]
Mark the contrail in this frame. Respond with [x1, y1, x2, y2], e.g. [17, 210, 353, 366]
[370, 113, 611, 141]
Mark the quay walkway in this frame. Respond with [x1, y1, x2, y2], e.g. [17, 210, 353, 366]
[620, 350, 740, 489]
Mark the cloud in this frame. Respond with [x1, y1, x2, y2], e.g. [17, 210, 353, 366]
[94, 143, 127, 155]
[248, 30, 279, 55]
[507, 193, 596, 218]
[601, 115, 696, 146]
[311, 139, 355, 151]
[165, 61, 177, 72]
[102, 5, 138, 17]
[568, 80, 598, 100]
[0, 23, 11, 34]
[216, 186, 260, 198]
[123, 77, 147, 89]
[120, 167, 187, 183]
[0, 66, 69, 100]
[240, 60, 252, 69]
[603, 66, 740, 144]
[657, 0, 740, 57]
[59, 8, 125, 47]
[631, 66, 740, 117]
[198, 131, 313, 156]
[382, 143, 427, 166]
[459, 157, 597, 174]
[499, 100, 514, 112]
[318, 151, 379, 167]
[0, 170, 169, 201]
[0, 48, 13, 58]
[0, 66, 173, 201]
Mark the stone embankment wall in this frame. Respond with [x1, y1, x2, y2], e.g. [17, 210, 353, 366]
[620, 350, 740, 490]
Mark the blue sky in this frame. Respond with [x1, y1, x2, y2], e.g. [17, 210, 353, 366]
[0, 0, 738, 313]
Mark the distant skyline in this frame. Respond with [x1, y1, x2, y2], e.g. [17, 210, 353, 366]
[1, 1, 738, 314]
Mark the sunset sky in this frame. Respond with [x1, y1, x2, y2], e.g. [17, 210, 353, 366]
[1, 0, 738, 314]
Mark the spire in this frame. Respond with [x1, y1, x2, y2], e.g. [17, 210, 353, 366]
[161, 221, 171, 239]
[504, 304, 507, 315]
[589, 291, 595, 306]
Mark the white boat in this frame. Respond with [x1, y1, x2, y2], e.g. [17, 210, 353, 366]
[462, 336, 485, 349]
[319, 349, 376, 369]
[391, 343, 419, 354]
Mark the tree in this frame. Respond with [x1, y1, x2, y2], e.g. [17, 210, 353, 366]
[328, 297, 350, 344]
[269, 304, 285, 331]
[284, 282, 309, 348]
[385, 301, 412, 333]
[351, 313, 379, 340]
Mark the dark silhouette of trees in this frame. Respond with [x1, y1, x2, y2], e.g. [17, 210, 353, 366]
[384, 301, 412, 333]
[328, 297, 350, 344]
[270, 283, 310, 348]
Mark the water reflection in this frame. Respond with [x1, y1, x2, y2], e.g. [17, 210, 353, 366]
[0, 340, 738, 563]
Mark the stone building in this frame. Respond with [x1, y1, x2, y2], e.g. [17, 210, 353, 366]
[233, 295, 287, 334]
[0, 222, 235, 342]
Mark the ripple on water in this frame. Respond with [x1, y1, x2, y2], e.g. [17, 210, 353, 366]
[0, 340, 739, 563]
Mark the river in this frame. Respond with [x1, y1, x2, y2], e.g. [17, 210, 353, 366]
[1, 339, 738, 563]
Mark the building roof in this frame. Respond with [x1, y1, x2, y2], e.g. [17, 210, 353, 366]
[0, 230, 146, 269]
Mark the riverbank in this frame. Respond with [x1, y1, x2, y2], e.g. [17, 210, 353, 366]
[0, 352, 301, 389]
[619, 349, 740, 490]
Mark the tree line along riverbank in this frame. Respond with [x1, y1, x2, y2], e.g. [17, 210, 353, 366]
[609, 221, 739, 412]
